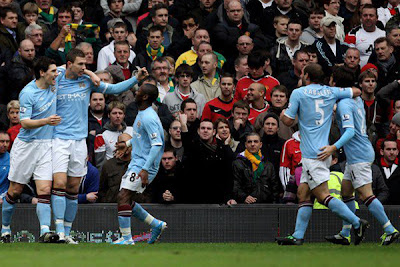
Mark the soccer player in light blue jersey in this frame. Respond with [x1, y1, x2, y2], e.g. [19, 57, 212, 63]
[275, 63, 369, 246]
[51, 49, 148, 244]
[1, 57, 62, 244]
[323, 69, 399, 246]
[113, 83, 167, 245]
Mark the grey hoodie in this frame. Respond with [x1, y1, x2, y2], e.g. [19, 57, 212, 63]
[162, 86, 207, 117]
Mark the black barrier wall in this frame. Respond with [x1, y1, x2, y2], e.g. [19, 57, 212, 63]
[1, 204, 400, 243]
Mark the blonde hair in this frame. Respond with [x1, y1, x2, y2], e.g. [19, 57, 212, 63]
[7, 100, 20, 113]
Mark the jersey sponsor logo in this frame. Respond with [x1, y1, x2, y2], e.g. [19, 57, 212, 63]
[57, 92, 87, 101]
[295, 150, 301, 153]
[39, 98, 56, 112]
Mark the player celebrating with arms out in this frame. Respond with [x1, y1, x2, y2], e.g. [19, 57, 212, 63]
[113, 83, 167, 245]
[275, 63, 369, 246]
[1, 57, 62, 243]
[321, 68, 399, 246]
[51, 48, 148, 244]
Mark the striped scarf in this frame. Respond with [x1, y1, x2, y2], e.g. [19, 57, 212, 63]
[65, 23, 100, 53]
[38, 6, 55, 23]
[146, 43, 164, 61]
[244, 149, 265, 182]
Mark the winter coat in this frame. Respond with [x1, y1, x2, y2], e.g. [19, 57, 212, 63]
[232, 153, 280, 203]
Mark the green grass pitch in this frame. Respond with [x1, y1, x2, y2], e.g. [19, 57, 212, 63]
[1, 242, 399, 267]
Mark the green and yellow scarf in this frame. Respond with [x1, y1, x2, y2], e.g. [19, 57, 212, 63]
[38, 6, 55, 23]
[146, 43, 164, 61]
[244, 149, 265, 182]
[65, 23, 100, 53]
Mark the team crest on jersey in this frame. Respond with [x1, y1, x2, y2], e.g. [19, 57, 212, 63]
[51, 86, 56, 92]
[20, 107, 26, 113]
[137, 121, 141, 128]
[79, 82, 86, 88]
[343, 114, 350, 121]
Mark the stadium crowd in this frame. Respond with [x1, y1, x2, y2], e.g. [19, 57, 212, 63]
[2, 0, 400, 207]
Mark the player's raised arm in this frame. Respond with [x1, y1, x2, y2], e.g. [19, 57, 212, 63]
[94, 67, 149, 95]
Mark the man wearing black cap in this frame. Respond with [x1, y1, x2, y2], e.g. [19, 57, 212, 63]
[313, 16, 349, 75]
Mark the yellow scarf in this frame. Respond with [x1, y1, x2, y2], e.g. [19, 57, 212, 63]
[244, 149, 262, 171]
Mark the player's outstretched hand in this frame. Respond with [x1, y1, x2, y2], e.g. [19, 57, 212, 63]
[135, 67, 148, 81]
[138, 169, 149, 188]
[47, 114, 61, 126]
[317, 145, 337, 161]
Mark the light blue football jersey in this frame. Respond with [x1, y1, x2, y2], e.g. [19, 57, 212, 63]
[18, 67, 65, 141]
[54, 73, 138, 140]
[336, 97, 375, 164]
[128, 107, 164, 176]
[285, 84, 353, 159]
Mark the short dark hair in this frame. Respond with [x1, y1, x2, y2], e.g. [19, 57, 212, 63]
[358, 70, 376, 84]
[181, 98, 197, 112]
[220, 72, 234, 80]
[163, 145, 177, 156]
[262, 112, 279, 127]
[234, 55, 247, 67]
[271, 85, 288, 98]
[107, 0, 125, 6]
[232, 100, 250, 113]
[175, 63, 193, 77]
[114, 40, 130, 49]
[141, 75, 157, 85]
[248, 50, 268, 69]
[34, 56, 56, 79]
[70, 1, 83, 9]
[150, 3, 168, 18]
[148, 25, 164, 36]
[361, 4, 377, 15]
[141, 83, 159, 103]
[293, 49, 309, 61]
[332, 66, 355, 87]
[66, 48, 85, 64]
[245, 132, 261, 141]
[56, 6, 74, 19]
[214, 117, 229, 129]
[288, 18, 303, 30]
[113, 21, 128, 31]
[310, 7, 324, 15]
[303, 46, 318, 55]
[0, 7, 17, 19]
[304, 63, 324, 84]
[374, 36, 393, 47]
[381, 138, 398, 150]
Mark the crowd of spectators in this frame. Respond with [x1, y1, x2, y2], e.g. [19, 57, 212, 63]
[1, 0, 400, 205]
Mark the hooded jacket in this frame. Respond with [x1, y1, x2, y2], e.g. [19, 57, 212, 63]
[162, 86, 207, 117]
[270, 37, 308, 76]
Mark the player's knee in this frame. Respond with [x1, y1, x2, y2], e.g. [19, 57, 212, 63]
[53, 180, 66, 190]
[37, 185, 52, 195]
[7, 189, 21, 200]
[117, 189, 131, 205]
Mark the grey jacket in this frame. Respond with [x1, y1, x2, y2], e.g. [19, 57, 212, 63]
[162, 87, 207, 117]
